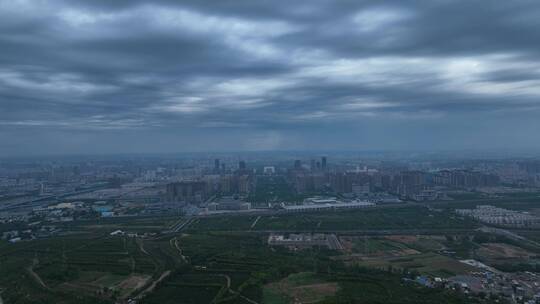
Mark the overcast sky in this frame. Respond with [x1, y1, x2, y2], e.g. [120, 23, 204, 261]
[1, 0, 540, 156]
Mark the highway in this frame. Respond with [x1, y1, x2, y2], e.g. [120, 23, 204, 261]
[169, 217, 195, 232]
[327, 234, 344, 250]
[243, 228, 476, 235]
[0, 184, 111, 212]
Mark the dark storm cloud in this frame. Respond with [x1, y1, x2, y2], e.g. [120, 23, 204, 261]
[284, 1, 540, 58]
[1, 0, 540, 155]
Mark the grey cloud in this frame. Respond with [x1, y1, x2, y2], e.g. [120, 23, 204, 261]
[1, 0, 540, 155]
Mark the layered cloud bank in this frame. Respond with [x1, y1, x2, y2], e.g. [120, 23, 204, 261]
[1, 0, 540, 154]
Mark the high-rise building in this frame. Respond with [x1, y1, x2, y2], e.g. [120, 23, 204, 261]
[214, 159, 220, 172]
[434, 170, 499, 189]
[294, 160, 302, 169]
[220, 175, 231, 193]
[239, 160, 246, 170]
[329, 172, 351, 193]
[395, 171, 426, 197]
[321, 156, 327, 170]
[238, 175, 250, 194]
[263, 166, 275, 175]
[166, 181, 208, 203]
[352, 183, 370, 196]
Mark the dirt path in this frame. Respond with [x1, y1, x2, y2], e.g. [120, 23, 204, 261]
[250, 216, 261, 229]
[26, 260, 49, 290]
[213, 274, 259, 304]
[170, 237, 188, 262]
[137, 239, 149, 255]
[238, 294, 259, 304]
[212, 274, 231, 289]
[134, 270, 171, 300]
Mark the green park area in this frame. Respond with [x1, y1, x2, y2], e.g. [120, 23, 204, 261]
[1, 203, 535, 303]
[188, 206, 478, 232]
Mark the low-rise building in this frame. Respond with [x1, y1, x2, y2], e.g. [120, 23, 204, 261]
[456, 205, 540, 228]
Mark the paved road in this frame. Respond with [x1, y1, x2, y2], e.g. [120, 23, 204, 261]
[213, 274, 231, 289]
[137, 239, 149, 255]
[26, 266, 49, 290]
[327, 234, 344, 250]
[170, 237, 188, 262]
[0, 185, 110, 212]
[215, 274, 259, 304]
[169, 217, 195, 233]
[250, 216, 261, 229]
[248, 228, 475, 235]
[135, 270, 171, 300]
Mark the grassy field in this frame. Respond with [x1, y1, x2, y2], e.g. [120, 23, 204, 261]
[329, 271, 479, 304]
[0, 232, 179, 303]
[334, 234, 479, 278]
[141, 273, 223, 304]
[263, 272, 337, 304]
[345, 237, 412, 255]
[0, 205, 497, 304]
[0, 229, 485, 304]
[350, 252, 476, 278]
[383, 235, 447, 252]
[59, 215, 175, 234]
[189, 206, 478, 232]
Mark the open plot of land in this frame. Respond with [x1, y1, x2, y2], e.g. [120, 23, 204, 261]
[190, 206, 477, 232]
[477, 243, 536, 259]
[140, 272, 226, 304]
[256, 207, 476, 231]
[0, 232, 164, 303]
[58, 272, 150, 299]
[349, 253, 477, 278]
[264, 268, 479, 304]
[340, 236, 419, 257]
[263, 272, 338, 304]
[61, 216, 175, 234]
[332, 273, 474, 304]
[115, 274, 151, 298]
[385, 235, 447, 252]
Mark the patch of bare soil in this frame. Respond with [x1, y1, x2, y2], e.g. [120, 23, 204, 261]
[384, 235, 418, 243]
[289, 283, 339, 303]
[115, 275, 151, 299]
[478, 243, 534, 259]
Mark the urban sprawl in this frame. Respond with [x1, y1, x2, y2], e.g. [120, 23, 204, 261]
[1, 153, 539, 304]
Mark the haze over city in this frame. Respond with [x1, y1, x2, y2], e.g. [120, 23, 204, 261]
[2, 0, 540, 156]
